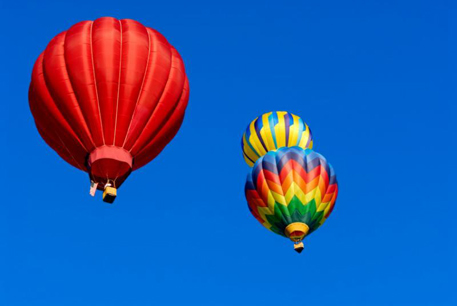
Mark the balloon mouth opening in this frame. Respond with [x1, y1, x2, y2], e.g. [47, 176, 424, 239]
[285, 222, 309, 242]
[87, 146, 133, 188]
[88, 146, 133, 167]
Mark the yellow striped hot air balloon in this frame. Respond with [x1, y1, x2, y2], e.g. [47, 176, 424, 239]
[241, 111, 313, 166]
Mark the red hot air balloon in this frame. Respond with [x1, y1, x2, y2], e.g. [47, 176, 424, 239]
[29, 17, 189, 203]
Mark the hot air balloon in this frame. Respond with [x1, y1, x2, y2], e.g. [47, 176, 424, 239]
[245, 146, 338, 253]
[241, 111, 313, 167]
[29, 17, 189, 203]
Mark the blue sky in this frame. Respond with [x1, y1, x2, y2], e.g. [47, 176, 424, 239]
[0, 0, 454, 305]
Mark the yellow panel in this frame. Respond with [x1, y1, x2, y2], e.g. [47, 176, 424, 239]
[242, 134, 260, 163]
[249, 120, 267, 156]
[298, 128, 311, 148]
[258, 206, 273, 224]
[267, 191, 276, 207]
[323, 202, 332, 216]
[292, 182, 306, 205]
[275, 111, 287, 147]
[270, 190, 287, 205]
[287, 183, 306, 204]
[305, 187, 321, 204]
[261, 112, 276, 151]
[288, 114, 301, 146]
[317, 201, 330, 213]
[284, 182, 297, 205]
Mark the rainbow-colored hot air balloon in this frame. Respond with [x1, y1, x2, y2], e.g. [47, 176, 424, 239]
[245, 146, 338, 252]
[241, 111, 313, 167]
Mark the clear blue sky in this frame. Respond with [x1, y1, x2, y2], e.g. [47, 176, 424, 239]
[0, 0, 455, 305]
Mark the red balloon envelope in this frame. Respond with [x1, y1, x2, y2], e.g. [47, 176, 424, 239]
[29, 17, 189, 202]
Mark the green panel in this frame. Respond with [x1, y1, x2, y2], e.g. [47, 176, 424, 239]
[265, 197, 324, 237]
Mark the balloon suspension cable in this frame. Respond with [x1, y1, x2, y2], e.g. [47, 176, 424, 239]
[105, 182, 112, 189]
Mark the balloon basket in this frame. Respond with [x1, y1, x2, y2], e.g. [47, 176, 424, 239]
[294, 242, 304, 253]
[103, 186, 117, 204]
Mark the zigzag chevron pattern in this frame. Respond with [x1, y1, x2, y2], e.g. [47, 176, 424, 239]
[241, 111, 313, 166]
[245, 146, 338, 238]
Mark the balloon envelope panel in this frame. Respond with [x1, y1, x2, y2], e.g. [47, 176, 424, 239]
[245, 147, 338, 238]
